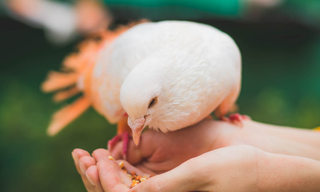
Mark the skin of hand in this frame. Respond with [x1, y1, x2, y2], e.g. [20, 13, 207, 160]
[132, 145, 320, 192]
[71, 119, 223, 192]
[244, 121, 320, 160]
[72, 119, 320, 191]
[73, 145, 320, 192]
[109, 119, 320, 171]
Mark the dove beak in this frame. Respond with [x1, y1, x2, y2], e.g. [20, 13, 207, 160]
[128, 117, 145, 145]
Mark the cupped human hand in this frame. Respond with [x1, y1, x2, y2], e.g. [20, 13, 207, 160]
[131, 144, 320, 192]
[72, 148, 153, 192]
[109, 119, 246, 174]
[72, 119, 245, 192]
[72, 145, 259, 192]
[77, 145, 279, 192]
[73, 118, 320, 192]
[130, 145, 263, 192]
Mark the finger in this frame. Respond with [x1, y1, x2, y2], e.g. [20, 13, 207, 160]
[98, 160, 130, 192]
[80, 174, 96, 192]
[135, 164, 157, 175]
[72, 149, 96, 192]
[111, 140, 142, 164]
[86, 165, 104, 192]
[129, 159, 199, 192]
[79, 157, 99, 191]
[116, 160, 153, 176]
[110, 141, 123, 160]
[92, 148, 111, 162]
[115, 160, 135, 187]
[72, 148, 91, 174]
[111, 131, 157, 164]
[79, 156, 96, 175]
[92, 149, 139, 187]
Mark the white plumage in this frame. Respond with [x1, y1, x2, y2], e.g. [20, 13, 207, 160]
[42, 20, 241, 145]
[93, 21, 241, 135]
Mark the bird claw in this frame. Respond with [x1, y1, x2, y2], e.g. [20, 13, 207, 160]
[221, 113, 251, 127]
[108, 134, 121, 151]
[107, 132, 130, 160]
[121, 131, 130, 160]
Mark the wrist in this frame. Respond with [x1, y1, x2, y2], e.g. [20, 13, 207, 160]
[192, 145, 265, 192]
[243, 121, 320, 160]
[257, 152, 320, 192]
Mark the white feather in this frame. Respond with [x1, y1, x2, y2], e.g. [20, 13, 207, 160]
[91, 21, 241, 132]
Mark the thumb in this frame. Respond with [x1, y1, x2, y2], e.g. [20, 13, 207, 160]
[129, 159, 201, 192]
[111, 130, 158, 164]
[98, 160, 130, 192]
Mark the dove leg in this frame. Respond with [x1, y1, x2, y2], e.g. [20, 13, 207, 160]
[220, 113, 251, 127]
[107, 135, 121, 151]
[107, 118, 131, 159]
[121, 131, 130, 160]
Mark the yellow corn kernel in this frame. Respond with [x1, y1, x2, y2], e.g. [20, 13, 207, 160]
[118, 161, 124, 168]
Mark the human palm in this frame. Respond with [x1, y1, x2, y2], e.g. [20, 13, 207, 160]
[72, 119, 320, 192]
[72, 119, 247, 191]
[109, 119, 233, 174]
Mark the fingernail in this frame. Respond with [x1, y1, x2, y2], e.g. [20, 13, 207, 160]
[72, 152, 79, 164]
[79, 161, 86, 175]
[86, 172, 95, 186]
[107, 141, 111, 151]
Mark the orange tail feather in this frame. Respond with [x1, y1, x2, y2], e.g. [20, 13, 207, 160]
[47, 97, 90, 136]
[41, 71, 79, 93]
[53, 87, 80, 102]
[42, 19, 149, 135]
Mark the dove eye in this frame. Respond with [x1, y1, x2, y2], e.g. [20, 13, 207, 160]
[148, 97, 157, 108]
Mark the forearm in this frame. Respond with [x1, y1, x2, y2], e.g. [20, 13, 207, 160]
[243, 121, 320, 160]
[257, 152, 320, 192]
[199, 146, 320, 192]
[250, 121, 320, 146]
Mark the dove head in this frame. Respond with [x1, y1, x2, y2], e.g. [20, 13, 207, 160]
[120, 54, 216, 146]
[120, 57, 165, 145]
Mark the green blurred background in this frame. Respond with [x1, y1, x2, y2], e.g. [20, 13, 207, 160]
[1, 1, 320, 191]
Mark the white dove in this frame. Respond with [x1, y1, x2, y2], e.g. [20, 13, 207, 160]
[42, 20, 245, 157]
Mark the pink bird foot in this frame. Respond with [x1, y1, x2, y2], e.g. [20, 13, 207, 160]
[221, 113, 251, 127]
[107, 131, 130, 160]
